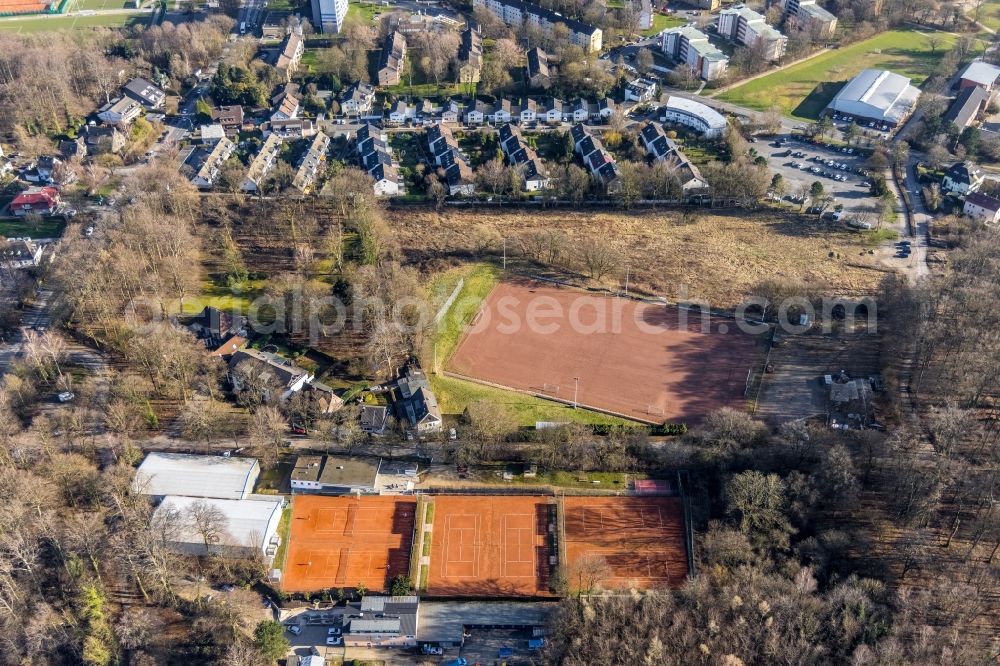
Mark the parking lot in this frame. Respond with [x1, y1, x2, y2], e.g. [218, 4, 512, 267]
[766, 135, 879, 219]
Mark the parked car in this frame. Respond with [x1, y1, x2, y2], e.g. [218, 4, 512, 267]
[57, 392, 75, 403]
[326, 636, 343, 646]
[286, 625, 302, 636]
[443, 659, 468, 666]
[327, 627, 341, 636]
[449, 428, 457, 440]
[421, 644, 444, 655]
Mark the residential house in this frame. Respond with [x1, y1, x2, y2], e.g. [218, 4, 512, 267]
[662, 26, 729, 81]
[944, 86, 990, 130]
[190, 137, 236, 188]
[459, 26, 483, 84]
[519, 98, 537, 123]
[228, 348, 314, 402]
[188, 305, 247, 348]
[717, 4, 786, 61]
[292, 131, 330, 192]
[9, 186, 60, 217]
[269, 117, 315, 139]
[340, 82, 376, 117]
[271, 87, 300, 122]
[208, 335, 247, 358]
[392, 363, 444, 433]
[639, 122, 709, 192]
[122, 77, 166, 110]
[526, 47, 551, 89]
[276, 31, 305, 80]
[538, 97, 564, 123]
[624, 78, 657, 103]
[360, 405, 389, 434]
[963, 191, 1000, 223]
[97, 97, 143, 126]
[199, 124, 227, 143]
[573, 123, 620, 192]
[441, 100, 463, 123]
[0, 238, 44, 268]
[780, 0, 837, 39]
[472, 0, 602, 52]
[377, 31, 407, 86]
[959, 60, 1000, 93]
[308, 381, 344, 415]
[59, 136, 86, 159]
[595, 98, 615, 121]
[941, 161, 984, 196]
[389, 100, 412, 124]
[358, 124, 402, 196]
[82, 125, 127, 155]
[241, 134, 283, 192]
[213, 105, 245, 130]
[489, 98, 513, 124]
[499, 124, 549, 191]
[464, 100, 489, 124]
[570, 98, 590, 122]
[425, 123, 476, 195]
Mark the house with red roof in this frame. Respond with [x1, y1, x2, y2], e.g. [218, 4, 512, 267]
[9, 186, 60, 217]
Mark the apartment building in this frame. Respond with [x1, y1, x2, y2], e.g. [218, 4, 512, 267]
[311, 0, 348, 34]
[190, 137, 236, 188]
[459, 26, 483, 84]
[662, 26, 729, 81]
[472, 0, 602, 52]
[377, 31, 407, 86]
[717, 4, 786, 61]
[781, 0, 838, 39]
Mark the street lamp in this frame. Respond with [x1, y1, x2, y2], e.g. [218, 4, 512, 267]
[573, 377, 579, 409]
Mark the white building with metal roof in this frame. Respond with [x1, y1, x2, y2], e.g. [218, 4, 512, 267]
[152, 495, 283, 559]
[134, 452, 260, 500]
[826, 69, 920, 126]
[660, 96, 728, 139]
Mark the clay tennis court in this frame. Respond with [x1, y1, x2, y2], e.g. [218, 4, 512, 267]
[447, 280, 762, 424]
[426, 495, 554, 597]
[563, 497, 688, 589]
[283, 496, 415, 593]
[0, 0, 49, 11]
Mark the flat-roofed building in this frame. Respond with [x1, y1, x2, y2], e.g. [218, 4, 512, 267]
[717, 4, 786, 61]
[661, 96, 728, 138]
[472, 0, 602, 52]
[134, 452, 260, 500]
[290, 455, 381, 494]
[662, 26, 728, 81]
[781, 0, 837, 39]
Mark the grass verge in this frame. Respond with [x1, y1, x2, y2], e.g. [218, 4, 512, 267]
[642, 13, 685, 36]
[718, 30, 966, 119]
[0, 217, 65, 238]
[272, 505, 293, 572]
[430, 374, 631, 427]
[426, 262, 501, 369]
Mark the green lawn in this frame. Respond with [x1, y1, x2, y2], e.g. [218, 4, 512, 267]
[176, 278, 265, 315]
[345, 0, 383, 25]
[970, 0, 1000, 30]
[383, 81, 463, 98]
[427, 263, 501, 370]
[642, 13, 685, 37]
[718, 30, 964, 119]
[73, 0, 133, 10]
[493, 470, 638, 489]
[0, 217, 65, 238]
[271, 506, 292, 572]
[0, 11, 148, 32]
[430, 374, 630, 427]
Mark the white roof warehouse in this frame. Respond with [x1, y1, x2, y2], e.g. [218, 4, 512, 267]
[826, 68, 920, 125]
[153, 495, 283, 559]
[134, 452, 260, 500]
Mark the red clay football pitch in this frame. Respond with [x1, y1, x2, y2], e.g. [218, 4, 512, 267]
[447, 280, 762, 424]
